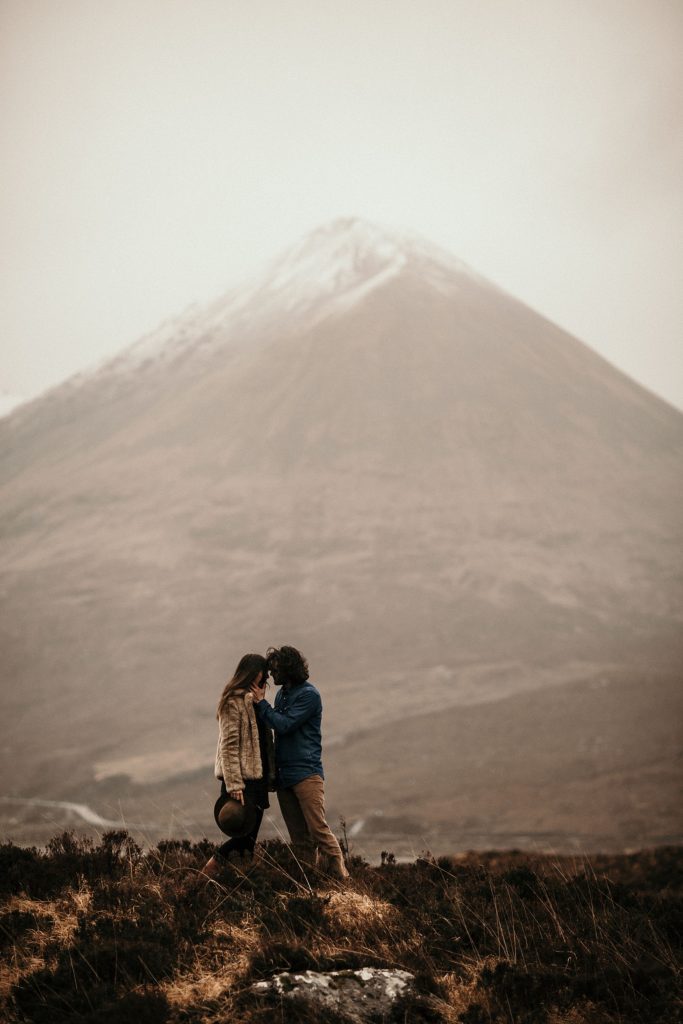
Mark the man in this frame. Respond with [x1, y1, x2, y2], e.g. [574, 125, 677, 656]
[251, 645, 349, 880]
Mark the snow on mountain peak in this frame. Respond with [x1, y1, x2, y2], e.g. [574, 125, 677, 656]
[215, 216, 478, 329]
[263, 216, 469, 298]
[94, 218, 479, 378]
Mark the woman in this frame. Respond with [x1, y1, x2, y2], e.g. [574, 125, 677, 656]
[202, 653, 275, 878]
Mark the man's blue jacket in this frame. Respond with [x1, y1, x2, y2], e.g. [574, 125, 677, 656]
[255, 681, 324, 788]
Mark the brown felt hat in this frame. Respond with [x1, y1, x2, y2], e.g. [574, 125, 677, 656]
[216, 797, 259, 839]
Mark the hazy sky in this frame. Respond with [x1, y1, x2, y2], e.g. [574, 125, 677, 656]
[2, 0, 682, 409]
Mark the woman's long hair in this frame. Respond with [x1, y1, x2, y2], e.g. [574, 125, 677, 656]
[216, 653, 267, 718]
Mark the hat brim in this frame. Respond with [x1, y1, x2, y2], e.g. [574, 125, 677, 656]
[216, 797, 259, 838]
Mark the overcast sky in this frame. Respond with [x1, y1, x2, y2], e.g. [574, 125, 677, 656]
[2, 0, 682, 409]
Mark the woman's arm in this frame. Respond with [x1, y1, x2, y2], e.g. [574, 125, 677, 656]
[218, 706, 244, 793]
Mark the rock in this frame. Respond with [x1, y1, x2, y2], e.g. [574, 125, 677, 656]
[252, 966, 414, 1021]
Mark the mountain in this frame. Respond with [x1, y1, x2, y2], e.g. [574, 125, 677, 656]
[1, 217, 681, 852]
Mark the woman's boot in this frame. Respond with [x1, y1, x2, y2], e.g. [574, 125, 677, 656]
[200, 854, 224, 880]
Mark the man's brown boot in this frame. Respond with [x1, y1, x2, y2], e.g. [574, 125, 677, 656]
[321, 853, 350, 881]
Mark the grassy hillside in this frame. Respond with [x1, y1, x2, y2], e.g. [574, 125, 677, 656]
[322, 668, 683, 848]
[1, 831, 680, 1022]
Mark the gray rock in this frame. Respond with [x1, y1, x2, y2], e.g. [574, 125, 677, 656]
[252, 966, 414, 1021]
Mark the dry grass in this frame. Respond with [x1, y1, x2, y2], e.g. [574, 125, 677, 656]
[0, 831, 680, 1022]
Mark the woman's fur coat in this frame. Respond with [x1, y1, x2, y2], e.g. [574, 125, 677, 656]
[214, 691, 275, 792]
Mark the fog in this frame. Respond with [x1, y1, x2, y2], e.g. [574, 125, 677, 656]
[2, 0, 682, 408]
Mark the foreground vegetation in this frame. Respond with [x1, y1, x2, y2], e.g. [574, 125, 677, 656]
[0, 832, 680, 1022]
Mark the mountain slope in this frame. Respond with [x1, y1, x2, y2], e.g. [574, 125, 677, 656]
[323, 668, 683, 852]
[0, 218, 681, 846]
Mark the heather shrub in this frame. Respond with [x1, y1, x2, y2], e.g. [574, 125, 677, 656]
[0, 833, 679, 1023]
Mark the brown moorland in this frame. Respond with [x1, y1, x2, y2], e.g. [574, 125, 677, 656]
[0, 831, 680, 1023]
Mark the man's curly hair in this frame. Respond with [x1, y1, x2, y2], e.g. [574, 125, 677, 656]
[266, 645, 309, 687]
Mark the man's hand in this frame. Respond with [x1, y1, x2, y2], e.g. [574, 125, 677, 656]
[229, 790, 244, 804]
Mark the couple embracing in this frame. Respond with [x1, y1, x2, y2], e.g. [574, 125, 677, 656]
[203, 646, 349, 881]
